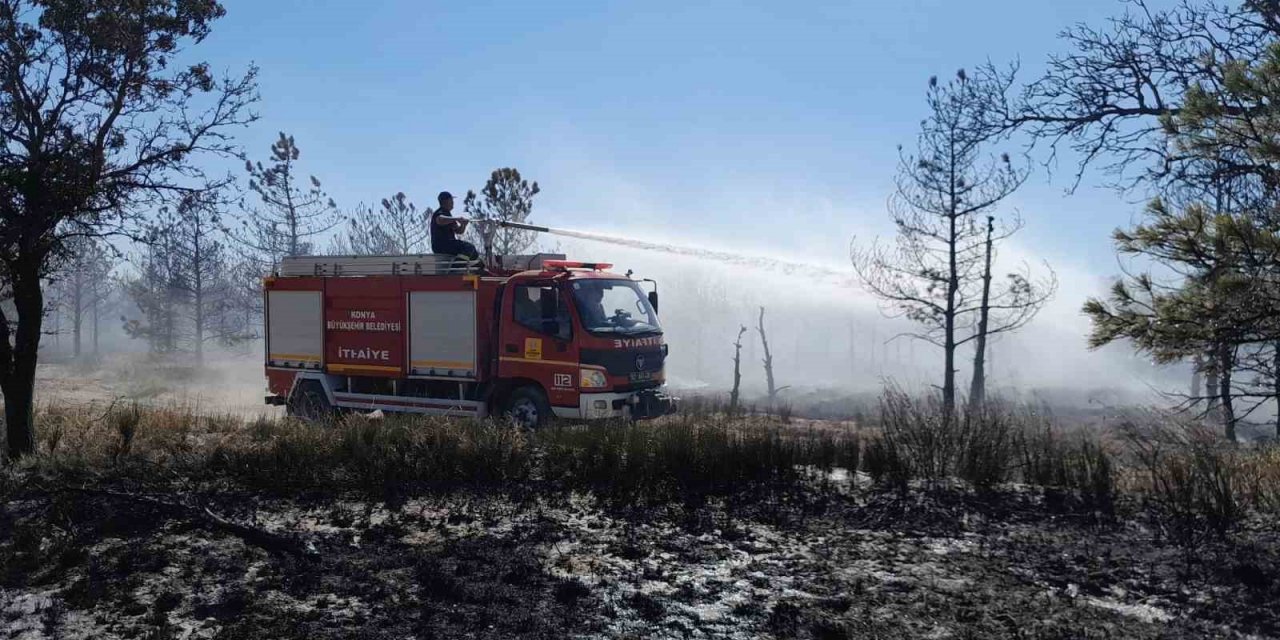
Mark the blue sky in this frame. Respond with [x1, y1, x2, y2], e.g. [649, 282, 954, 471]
[201, 0, 1156, 280]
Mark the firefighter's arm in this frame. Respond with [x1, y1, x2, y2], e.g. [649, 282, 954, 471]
[434, 214, 468, 228]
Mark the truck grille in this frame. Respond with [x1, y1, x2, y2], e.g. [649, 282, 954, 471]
[580, 348, 665, 376]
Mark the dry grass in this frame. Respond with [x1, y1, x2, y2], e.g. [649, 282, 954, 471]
[857, 390, 1280, 533]
[10, 404, 860, 504]
[7, 394, 1280, 533]
[1117, 416, 1280, 545]
[863, 390, 1114, 506]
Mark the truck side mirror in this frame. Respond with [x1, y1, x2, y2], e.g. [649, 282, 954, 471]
[648, 290, 659, 314]
[540, 288, 559, 320]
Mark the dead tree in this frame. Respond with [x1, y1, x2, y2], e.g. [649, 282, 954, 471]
[970, 216, 998, 405]
[968, 216, 1055, 405]
[757, 307, 778, 405]
[729, 325, 747, 414]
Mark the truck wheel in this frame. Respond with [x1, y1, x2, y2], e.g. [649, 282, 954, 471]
[505, 386, 551, 429]
[287, 380, 333, 423]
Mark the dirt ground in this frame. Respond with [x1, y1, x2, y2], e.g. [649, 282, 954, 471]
[3, 481, 1278, 639]
[33, 356, 278, 418]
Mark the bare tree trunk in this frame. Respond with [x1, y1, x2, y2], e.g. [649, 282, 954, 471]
[194, 233, 204, 367]
[1191, 354, 1203, 406]
[985, 340, 991, 388]
[1218, 342, 1236, 442]
[729, 325, 747, 414]
[1274, 342, 1280, 439]
[1207, 365, 1219, 413]
[758, 307, 777, 405]
[969, 215, 995, 407]
[92, 295, 100, 355]
[49, 305, 59, 351]
[943, 225, 958, 422]
[71, 270, 83, 360]
[4, 267, 44, 459]
[194, 283, 204, 366]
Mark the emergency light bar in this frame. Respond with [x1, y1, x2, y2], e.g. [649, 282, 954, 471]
[543, 260, 613, 271]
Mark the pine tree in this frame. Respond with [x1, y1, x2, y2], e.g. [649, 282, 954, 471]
[235, 133, 341, 267]
[170, 194, 251, 364]
[1082, 198, 1280, 440]
[331, 192, 430, 255]
[853, 68, 1052, 420]
[50, 238, 114, 360]
[464, 168, 541, 259]
[123, 228, 184, 355]
[125, 195, 254, 363]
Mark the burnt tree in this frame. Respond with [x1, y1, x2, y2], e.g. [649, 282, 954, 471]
[757, 307, 778, 406]
[729, 325, 747, 414]
[968, 215, 1055, 405]
[853, 68, 1048, 421]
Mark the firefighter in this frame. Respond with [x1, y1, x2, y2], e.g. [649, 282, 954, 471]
[579, 285, 608, 329]
[430, 191, 480, 260]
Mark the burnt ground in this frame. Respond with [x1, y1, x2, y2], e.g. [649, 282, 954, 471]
[2, 481, 1278, 640]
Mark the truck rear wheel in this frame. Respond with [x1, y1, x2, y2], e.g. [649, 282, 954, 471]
[287, 380, 333, 423]
[505, 386, 551, 429]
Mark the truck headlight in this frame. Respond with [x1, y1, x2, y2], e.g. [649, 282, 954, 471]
[580, 368, 608, 389]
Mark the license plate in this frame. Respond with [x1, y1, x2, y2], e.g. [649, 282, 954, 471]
[629, 371, 655, 383]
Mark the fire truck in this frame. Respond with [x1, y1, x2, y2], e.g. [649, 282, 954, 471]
[263, 253, 677, 427]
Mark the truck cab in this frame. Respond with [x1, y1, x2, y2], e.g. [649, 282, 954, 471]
[497, 263, 673, 426]
[263, 254, 677, 428]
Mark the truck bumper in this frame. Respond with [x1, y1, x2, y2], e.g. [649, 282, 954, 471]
[554, 388, 680, 421]
[627, 388, 679, 420]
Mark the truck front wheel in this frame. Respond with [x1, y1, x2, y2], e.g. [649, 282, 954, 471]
[505, 386, 551, 429]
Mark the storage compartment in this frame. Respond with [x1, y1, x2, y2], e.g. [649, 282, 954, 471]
[266, 290, 323, 368]
[408, 291, 477, 377]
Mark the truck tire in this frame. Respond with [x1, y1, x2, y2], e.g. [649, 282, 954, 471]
[505, 386, 551, 429]
[287, 380, 333, 423]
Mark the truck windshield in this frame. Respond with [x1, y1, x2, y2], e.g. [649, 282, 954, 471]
[570, 279, 661, 335]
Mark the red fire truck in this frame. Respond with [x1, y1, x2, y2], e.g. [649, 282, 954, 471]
[263, 253, 676, 427]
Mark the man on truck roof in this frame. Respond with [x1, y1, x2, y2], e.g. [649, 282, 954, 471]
[430, 191, 480, 260]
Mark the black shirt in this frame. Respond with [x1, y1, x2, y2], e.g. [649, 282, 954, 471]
[430, 210, 457, 253]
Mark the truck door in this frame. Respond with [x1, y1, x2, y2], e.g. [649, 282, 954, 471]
[498, 282, 579, 413]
